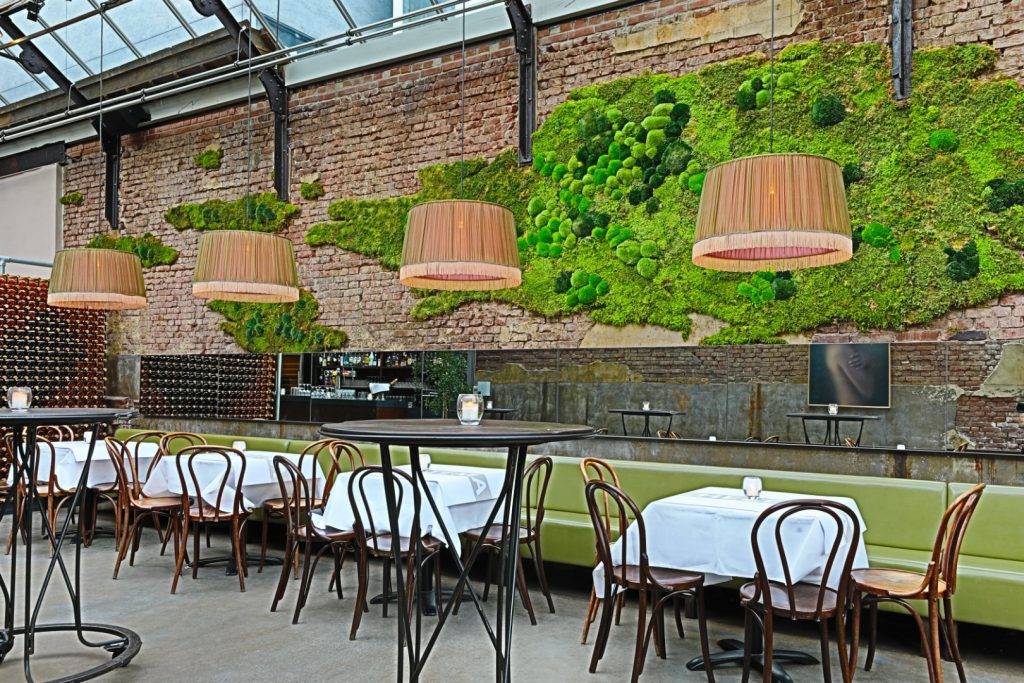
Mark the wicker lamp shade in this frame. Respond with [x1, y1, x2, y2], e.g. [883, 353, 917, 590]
[192, 230, 299, 303]
[47, 248, 147, 310]
[399, 200, 521, 290]
[692, 153, 853, 272]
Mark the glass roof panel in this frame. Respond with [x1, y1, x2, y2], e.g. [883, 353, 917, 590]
[12, 1, 134, 76]
[0, 51, 47, 102]
[164, 0, 224, 37]
[243, 0, 348, 44]
[343, 0, 393, 26]
[106, 0, 192, 55]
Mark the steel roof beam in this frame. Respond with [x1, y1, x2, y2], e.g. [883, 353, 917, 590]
[504, 0, 534, 164]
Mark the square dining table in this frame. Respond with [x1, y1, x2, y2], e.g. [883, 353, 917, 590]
[9, 439, 160, 490]
[594, 486, 868, 682]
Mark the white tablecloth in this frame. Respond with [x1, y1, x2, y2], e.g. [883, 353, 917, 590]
[7, 440, 160, 490]
[313, 461, 506, 555]
[141, 450, 321, 513]
[594, 486, 869, 597]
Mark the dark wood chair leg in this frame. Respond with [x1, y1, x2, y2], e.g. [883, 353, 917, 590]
[849, 589, 863, 680]
[382, 557, 392, 619]
[741, 607, 754, 683]
[941, 597, 967, 683]
[762, 609, 774, 683]
[191, 520, 201, 580]
[112, 510, 138, 579]
[291, 540, 315, 624]
[630, 588, 649, 683]
[865, 599, 878, 671]
[588, 587, 616, 673]
[674, 594, 686, 639]
[433, 552, 443, 614]
[581, 589, 598, 644]
[515, 553, 537, 625]
[331, 543, 345, 599]
[615, 590, 625, 625]
[927, 598, 944, 683]
[820, 618, 832, 683]
[482, 548, 494, 603]
[231, 518, 246, 592]
[171, 516, 190, 594]
[653, 592, 667, 659]
[270, 538, 294, 612]
[206, 523, 212, 548]
[530, 539, 555, 613]
[258, 511, 269, 573]
[350, 551, 369, 640]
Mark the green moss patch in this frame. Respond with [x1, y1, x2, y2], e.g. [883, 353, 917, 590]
[208, 290, 347, 352]
[300, 181, 325, 200]
[165, 192, 299, 232]
[60, 191, 84, 206]
[193, 147, 223, 170]
[86, 232, 179, 268]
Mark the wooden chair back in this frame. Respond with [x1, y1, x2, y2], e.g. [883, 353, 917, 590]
[523, 456, 553, 535]
[158, 432, 206, 456]
[347, 465, 418, 555]
[273, 456, 317, 539]
[749, 499, 861, 620]
[105, 432, 165, 501]
[580, 457, 623, 544]
[304, 439, 365, 504]
[174, 445, 247, 522]
[933, 483, 985, 595]
[584, 480, 649, 594]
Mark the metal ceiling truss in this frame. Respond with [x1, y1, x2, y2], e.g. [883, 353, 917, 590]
[189, 0, 289, 200]
[0, 10, 150, 227]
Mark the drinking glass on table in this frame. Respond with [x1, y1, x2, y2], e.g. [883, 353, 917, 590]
[232, 440, 247, 452]
[742, 476, 763, 500]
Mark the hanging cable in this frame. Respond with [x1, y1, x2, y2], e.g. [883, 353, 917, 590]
[98, 2, 105, 229]
[244, 0, 254, 229]
[768, 0, 776, 153]
[458, 0, 466, 199]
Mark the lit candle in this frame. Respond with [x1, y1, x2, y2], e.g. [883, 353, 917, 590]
[457, 393, 482, 426]
[828, 403, 839, 415]
[742, 476, 763, 500]
[642, 401, 650, 411]
[6, 387, 31, 412]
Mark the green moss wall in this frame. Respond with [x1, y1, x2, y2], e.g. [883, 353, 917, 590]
[304, 42, 1024, 345]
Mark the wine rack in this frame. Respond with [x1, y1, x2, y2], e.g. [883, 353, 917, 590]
[0, 275, 106, 408]
[139, 354, 275, 420]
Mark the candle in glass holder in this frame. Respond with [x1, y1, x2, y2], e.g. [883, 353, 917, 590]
[6, 387, 32, 412]
[457, 393, 482, 426]
[742, 476, 763, 500]
[642, 401, 651, 411]
[827, 403, 839, 415]
[82, 431, 93, 443]
[232, 440, 247, 452]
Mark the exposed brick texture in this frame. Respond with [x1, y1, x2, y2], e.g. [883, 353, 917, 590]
[60, 0, 1024, 357]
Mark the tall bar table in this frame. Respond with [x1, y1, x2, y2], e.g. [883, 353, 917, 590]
[0, 408, 142, 682]
[320, 419, 594, 682]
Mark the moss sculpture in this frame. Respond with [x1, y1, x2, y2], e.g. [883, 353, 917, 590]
[208, 290, 348, 352]
[164, 192, 299, 233]
[86, 232, 179, 268]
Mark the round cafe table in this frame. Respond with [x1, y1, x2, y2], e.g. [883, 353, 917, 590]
[0, 408, 142, 682]
[320, 419, 594, 682]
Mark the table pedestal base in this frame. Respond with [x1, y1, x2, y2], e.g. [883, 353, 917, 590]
[685, 637, 818, 683]
[0, 623, 141, 680]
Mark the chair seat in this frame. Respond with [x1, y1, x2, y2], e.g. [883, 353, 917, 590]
[366, 533, 443, 555]
[296, 525, 355, 543]
[613, 564, 704, 591]
[850, 567, 946, 599]
[264, 496, 323, 511]
[740, 580, 841, 618]
[462, 523, 534, 545]
[32, 484, 75, 498]
[187, 504, 247, 521]
[132, 496, 182, 511]
[90, 481, 118, 493]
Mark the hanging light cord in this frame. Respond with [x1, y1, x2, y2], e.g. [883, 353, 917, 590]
[768, 0, 776, 153]
[98, 4, 105, 228]
[458, 0, 466, 200]
[244, 2, 255, 229]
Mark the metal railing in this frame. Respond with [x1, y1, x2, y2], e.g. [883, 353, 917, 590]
[0, 255, 52, 274]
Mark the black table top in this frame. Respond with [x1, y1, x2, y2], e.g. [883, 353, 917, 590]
[0, 407, 134, 426]
[484, 407, 517, 414]
[320, 418, 595, 447]
[787, 412, 881, 421]
[608, 408, 685, 417]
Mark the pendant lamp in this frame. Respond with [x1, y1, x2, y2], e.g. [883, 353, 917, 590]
[692, 154, 852, 271]
[192, 230, 299, 303]
[398, 0, 521, 291]
[400, 200, 521, 290]
[691, 0, 852, 272]
[47, 16, 148, 311]
[47, 248, 147, 310]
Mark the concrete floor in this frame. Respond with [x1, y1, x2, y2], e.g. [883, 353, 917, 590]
[0, 516, 1020, 682]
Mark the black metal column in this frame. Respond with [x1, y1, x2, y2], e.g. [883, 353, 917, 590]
[891, 0, 913, 100]
[505, 0, 536, 165]
[190, 0, 290, 199]
[101, 129, 121, 228]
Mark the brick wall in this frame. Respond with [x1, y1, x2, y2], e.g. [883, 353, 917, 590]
[59, 0, 1024, 357]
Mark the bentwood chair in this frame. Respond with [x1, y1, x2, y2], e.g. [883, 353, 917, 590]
[107, 435, 182, 579]
[740, 500, 860, 683]
[259, 439, 364, 572]
[36, 425, 74, 441]
[848, 484, 985, 683]
[348, 466, 443, 640]
[159, 432, 208, 549]
[458, 456, 555, 625]
[5, 434, 77, 555]
[270, 456, 357, 623]
[585, 481, 714, 682]
[170, 446, 250, 593]
[88, 430, 165, 549]
[580, 457, 627, 644]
